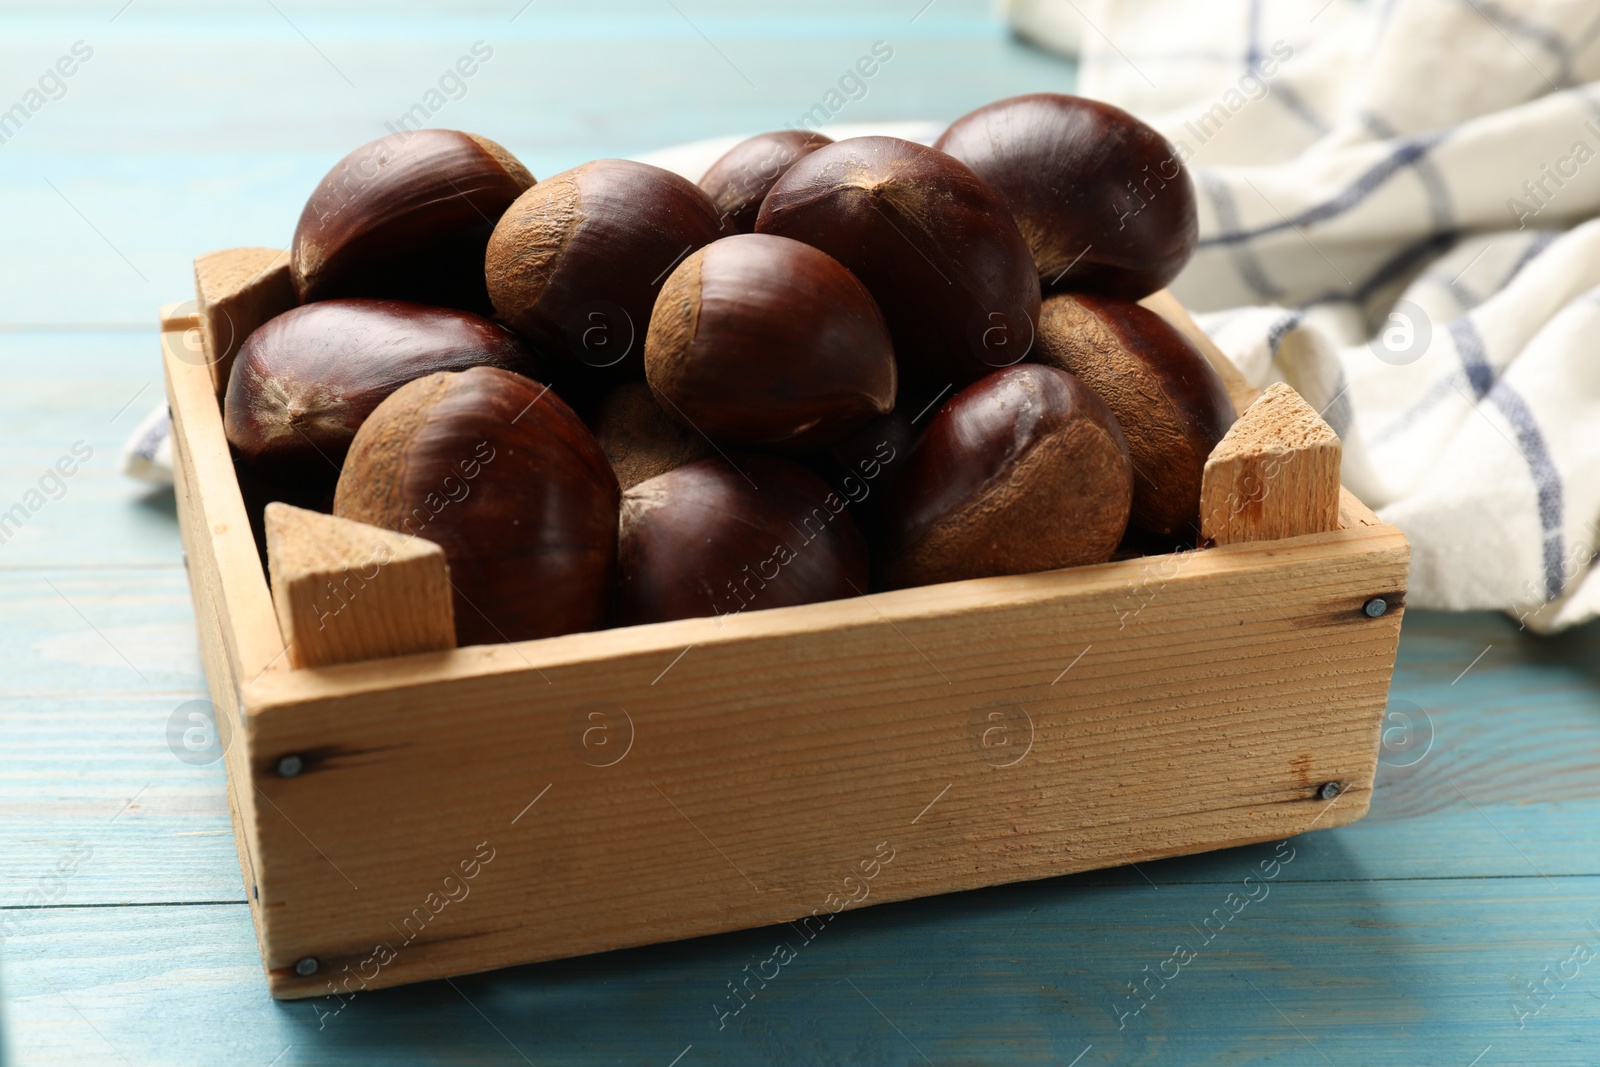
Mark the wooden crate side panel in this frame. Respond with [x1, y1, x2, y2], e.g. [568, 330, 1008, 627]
[1339, 485, 1382, 529]
[162, 311, 287, 976]
[247, 521, 1406, 707]
[245, 527, 1407, 998]
[166, 336, 267, 963]
[1201, 382, 1343, 546]
[161, 312, 286, 680]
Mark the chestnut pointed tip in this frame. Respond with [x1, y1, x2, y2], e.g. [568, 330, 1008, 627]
[223, 299, 543, 485]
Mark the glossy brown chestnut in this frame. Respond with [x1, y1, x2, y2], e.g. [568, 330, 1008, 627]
[591, 381, 714, 491]
[291, 129, 534, 312]
[880, 364, 1132, 588]
[224, 299, 539, 487]
[334, 366, 619, 645]
[754, 136, 1040, 395]
[821, 410, 917, 497]
[645, 233, 896, 453]
[807, 409, 919, 544]
[697, 130, 832, 233]
[936, 94, 1197, 300]
[486, 159, 727, 378]
[618, 455, 868, 626]
[1032, 293, 1235, 538]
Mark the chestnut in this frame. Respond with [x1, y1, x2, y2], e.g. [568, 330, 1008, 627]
[591, 381, 714, 490]
[1032, 293, 1235, 539]
[291, 129, 534, 313]
[821, 410, 917, 495]
[754, 136, 1040, 395]
[697, 130, 832, 233]
[645, 233, 896, 452]
[880, 364, 1132, 588]
[805, 410, 919, 543]
[334, 366, 619, 645]
[486, 159, 727, 378]
[618, 455, 868, 626]
[224, 298, 540, 487]
[935, 94, 1197, 300]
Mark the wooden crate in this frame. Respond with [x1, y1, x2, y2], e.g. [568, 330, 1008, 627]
[164, 250, 1408, 1000]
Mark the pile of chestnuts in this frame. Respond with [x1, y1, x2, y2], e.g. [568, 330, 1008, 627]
[223, 93, 1234, 645]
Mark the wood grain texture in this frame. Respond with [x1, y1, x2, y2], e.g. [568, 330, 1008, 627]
[192, 247, 294, 395]
[0, 568, 200, 696]
[162, 309, 292, 969]
[0, 692, 241, 908]
[0, 332, 183, 569]
[265, 503, 455, 669]
[6, 874, 1599, 1067]
[7, 596, 1596, 911]
[1339, 484, 1382, 528]
[1200, 382, 1343, 546]
[229, 521, 1405, 998]
[162, 308, 288, 684]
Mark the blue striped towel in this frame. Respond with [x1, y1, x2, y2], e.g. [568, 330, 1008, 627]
[1004, 0, 1600, 632]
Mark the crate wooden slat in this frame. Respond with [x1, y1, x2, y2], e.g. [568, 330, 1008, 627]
[163, 263, 1408, 1000]
[193, 247, 294, 395]
[1200, 381, 1344, 545]
[264, 503, 457, 669]
[162, 302, 288, 973]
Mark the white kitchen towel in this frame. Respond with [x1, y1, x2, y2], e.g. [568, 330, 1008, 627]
[1004, 0, 1600, 632]
[121, 402, 172, 485]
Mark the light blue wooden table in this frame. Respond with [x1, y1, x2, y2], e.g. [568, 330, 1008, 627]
[2, 3, 1597, 1064]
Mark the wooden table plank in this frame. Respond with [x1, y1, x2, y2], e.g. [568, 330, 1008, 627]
[5, 872, 1598, 1066]
[0, 693, 241, 907]
[0, 332, 180, 568]
[0, 570, 199, 695]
